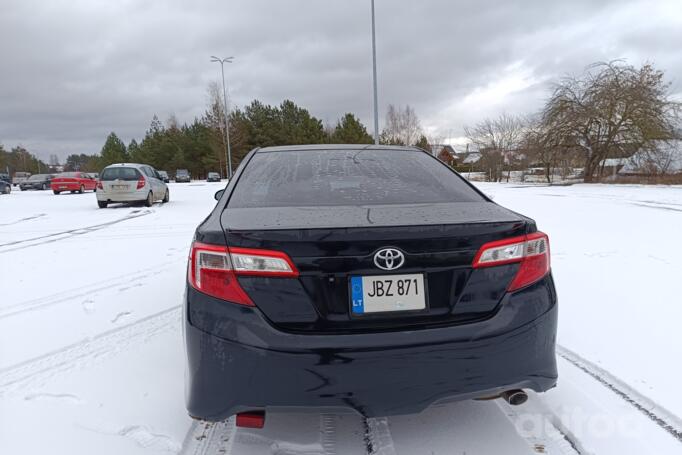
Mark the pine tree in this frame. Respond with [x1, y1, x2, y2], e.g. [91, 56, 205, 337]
[331, 113, 374, 144]
[99, 132, 129, 167]
[414, 135, 429, 150]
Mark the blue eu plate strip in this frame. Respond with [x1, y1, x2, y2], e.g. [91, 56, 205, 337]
[350, 276, 364, 314]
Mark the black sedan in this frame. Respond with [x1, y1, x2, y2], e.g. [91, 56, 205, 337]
[184, 145, 557, 428]
[19, 174, 54, 191]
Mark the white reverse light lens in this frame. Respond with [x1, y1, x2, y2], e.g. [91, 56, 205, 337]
[231, 253, 292, 273]
[477, 242, 524, 265]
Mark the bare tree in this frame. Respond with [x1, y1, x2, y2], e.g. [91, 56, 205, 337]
[381, 104, 423, 146]
[542, 61, 680, 182]
[627, 140, 681, 176]
[464, 113, 525, 181]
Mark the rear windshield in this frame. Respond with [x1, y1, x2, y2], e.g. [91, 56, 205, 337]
[101, 167, 140, 181]
[228, 149, 484, 208]
[58, 172, 81, 178]
[27, 174, 49, 181]
[177, 169, 189, 175]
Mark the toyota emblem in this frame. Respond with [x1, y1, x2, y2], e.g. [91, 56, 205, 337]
[373, 248, 405, 271]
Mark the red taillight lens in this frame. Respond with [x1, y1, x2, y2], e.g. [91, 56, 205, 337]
[96, 181, 103, 190]
[136, 176, 145, 189]
[188, 242, 298, 305]
[473, 232, 550, 292]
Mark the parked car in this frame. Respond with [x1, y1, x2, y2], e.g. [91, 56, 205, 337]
[184, 145, 556, 428]
[19, 174, 53, 191]
[158, 170, 170, 183]
[96, 163, 169, 208]
[0, 179, 11, 194]
[51, 171, 98, 194]
[207, 172, 221, 182]
[175, 169, 191, 183]
[0, 173, 10, 183]
[12, 171, 31, 187]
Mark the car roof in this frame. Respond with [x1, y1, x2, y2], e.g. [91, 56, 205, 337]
[103, 163, 146, 169]
[255, 144, 424, 153]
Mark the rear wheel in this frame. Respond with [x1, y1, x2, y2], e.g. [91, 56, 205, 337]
[144, 191, 153, 207]
[162, 189, 169, 203]
[53, 190, 60, 195]
[41, 183, 47, 190]
[97, 201, 108, 209]
[3, 186, 10, 194]
[79, 185, 84, 194]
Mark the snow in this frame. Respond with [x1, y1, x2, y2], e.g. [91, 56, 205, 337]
[1, 182, 681, 454]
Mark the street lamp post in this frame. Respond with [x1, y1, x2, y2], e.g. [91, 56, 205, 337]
[370, 0, 380, 145]
[210, 56, 234, 179]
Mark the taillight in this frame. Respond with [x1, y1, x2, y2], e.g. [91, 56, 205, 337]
[472, 232, 550, 292]
[136, 176, 145, 189]
[96, 181, 103, 190]
[188, 242, 298, 305]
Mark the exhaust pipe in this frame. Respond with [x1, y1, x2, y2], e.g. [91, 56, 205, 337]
[501, 389, 528, 406]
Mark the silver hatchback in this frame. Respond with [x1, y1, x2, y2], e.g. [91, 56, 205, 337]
[96, 163, 169, 208]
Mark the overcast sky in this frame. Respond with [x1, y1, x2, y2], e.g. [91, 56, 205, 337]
[1, 0, 681, 161]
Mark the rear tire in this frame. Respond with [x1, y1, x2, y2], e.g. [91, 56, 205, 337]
[144, 191, 153, 207]
[162, 189, 169, 203]
[41, 183, 47, 190]
[79, 185, 84, 194]
[97, 201, 108, 209]
[53, 190, 60, 195]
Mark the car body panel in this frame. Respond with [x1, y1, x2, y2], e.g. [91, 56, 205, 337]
[19, 174, 53, 190]
[185, 144, 558, 421]
[96, 163, 168, 204]
[176, 169, 191, 182]
[51, 172, 97, 193]
[185, 276, 557, 419]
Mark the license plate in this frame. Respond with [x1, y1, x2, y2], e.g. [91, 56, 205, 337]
[60, 186, 68, 189]
[350, 274, 425, 314]
[112, 185, 127, 190]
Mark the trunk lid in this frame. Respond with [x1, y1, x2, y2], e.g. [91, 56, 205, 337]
[222, 202, 528, 333]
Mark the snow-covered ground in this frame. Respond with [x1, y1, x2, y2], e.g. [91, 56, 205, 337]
[1, 182, 680, 454]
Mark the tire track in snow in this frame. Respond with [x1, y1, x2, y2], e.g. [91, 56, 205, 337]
[179, 420, 237, 455]
[364, 417, 397, 455]
[0, 209, 152, 253]
[498, 400, 583, 455]
[0, 306, 180, 395]
[0, 213, 46, 226]
[557, 344, 682, 443]
[0, 260, 183, 320]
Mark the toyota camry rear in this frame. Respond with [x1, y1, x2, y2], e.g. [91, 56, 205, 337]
[184, 145, 557, 426]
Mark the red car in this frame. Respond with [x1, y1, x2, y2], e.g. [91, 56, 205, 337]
[51, 172, 98, 194]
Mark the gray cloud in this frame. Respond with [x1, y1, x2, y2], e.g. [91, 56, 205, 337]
[1, 0, 681, 160]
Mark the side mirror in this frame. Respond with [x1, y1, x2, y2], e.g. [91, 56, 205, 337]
[214, 189, 224, 201]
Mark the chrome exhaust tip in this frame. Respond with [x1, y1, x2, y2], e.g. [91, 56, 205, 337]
[501, 389, 528, 406]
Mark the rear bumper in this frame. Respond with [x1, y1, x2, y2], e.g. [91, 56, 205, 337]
[184, 276, 558, 420]
[52, 183, 80, 191]
[96, 188, 148, 202]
